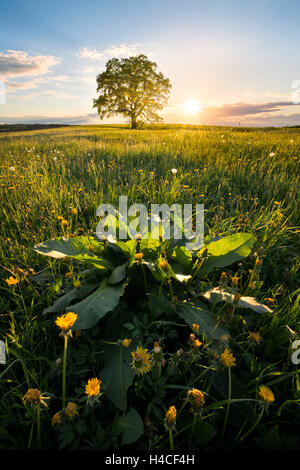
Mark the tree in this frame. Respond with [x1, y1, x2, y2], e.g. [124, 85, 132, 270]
[93, 54, 171, 129]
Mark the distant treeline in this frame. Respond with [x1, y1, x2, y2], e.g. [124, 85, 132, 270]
[0, 124, 70, 133]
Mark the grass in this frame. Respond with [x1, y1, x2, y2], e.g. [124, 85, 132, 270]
[0, 124, 299, 450]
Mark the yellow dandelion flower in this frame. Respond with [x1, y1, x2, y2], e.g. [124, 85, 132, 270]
[122, 338, 132, 348]
[65, 402, 78, 419]
[220, 347, 236, 367]
[189, 333, 196, 343]
[23, 388, 49, 407]
[71, 208, 78, 215]
[248, 332, 262, 345]
[192, 323, 199, 333]
[188, 388, 205, 408]
[159, 260, 168, 271]
[51, 411, 62, 427]
[131, 346, 152, 375]
[231, 276, 239, 286]
[73, 279, 81, 288]
[61, 219, 69, 227]
[135, 252, 143, 261]
[193, 339, 202, 349]
[55, 312, 77, 331]
[85, 377, 101, 397]
[165, 406, 177, 424]
[5, 276, 19, 286]
[259, 385, 275, 403]
[57, 216, 64, 221]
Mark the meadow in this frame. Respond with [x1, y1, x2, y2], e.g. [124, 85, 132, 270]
[0, 124, 299, 450]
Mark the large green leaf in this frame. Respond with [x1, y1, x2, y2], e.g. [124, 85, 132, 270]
[116, 408, 144, 445]
[66, 279, 125, 329]
[108, 263, 128, 285]
[176, 300, 229, 340]
[197, 233, 254, 277]
[101, 343, 135, 410]
[43, 283, 97, 314]
[33, 237, 112, 271]
[194, 421, 216, 446]
[173, 246, 192, 269]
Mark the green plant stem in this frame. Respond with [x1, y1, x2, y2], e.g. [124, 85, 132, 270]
[191, 414, 197, 439]
[169, 429, 174, 450]
[62, 335, 68, 409]
[239, 408, 264, 443]
[37, 405, 41, 450]
[221, 366, 232, 445]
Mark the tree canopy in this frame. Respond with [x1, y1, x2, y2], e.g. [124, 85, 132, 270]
[93, 54, 171, 129]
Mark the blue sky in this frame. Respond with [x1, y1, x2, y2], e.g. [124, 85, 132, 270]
[1, 0, 300, 126]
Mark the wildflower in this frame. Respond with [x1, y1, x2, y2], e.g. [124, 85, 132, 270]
[187, 388, 205, 410]
[88, 244, 94, 251]
[192, 323, 199, 333]
[135, 252, 143, 261]
[248, 332, 262, 345]
[61, 219, 69, 227]
[71, 208, 78, 215]
[189, 333, 196, 343]
[122, 338, 132, 348]
[5, 276, 19, 286]
[65, 402, 78, 420]
[221, 272, 227, 280]
[255, 258, 262, 267]
[220, 347, 236, 367]
[274, 201, 280, 205]
[259, 385, 275, 403]
[73, 279, 81, 288]
[193, 339, 202, 349]
[51, 412, 62, 427]
[165, 406, 177, 425]
[9, 166, 16, 172]
[159, 259, 168, 271]
[233, 293, 241, 304]
[171, 168, 177, 175]
[266, 298, 276, 304]
[231, 276, 239, 286]
[23, 388, 50, 407]
[55, 312, 77, 333]
[220, 334, 230, 344]
[131, 346, 152, 375]
[85, 377, 101, 397]
[269, 152, 275, 157]
[57, 216, 63, 221]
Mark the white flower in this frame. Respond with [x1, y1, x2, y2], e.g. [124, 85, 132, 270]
[269, 152, 275, 157]
[9, 166, 15, 172]
[171, 168, 177, 175]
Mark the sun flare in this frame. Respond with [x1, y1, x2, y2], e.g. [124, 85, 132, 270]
[183, 99, 202, 114]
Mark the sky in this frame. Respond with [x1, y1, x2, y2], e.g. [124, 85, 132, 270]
[1, 0, 300, 126]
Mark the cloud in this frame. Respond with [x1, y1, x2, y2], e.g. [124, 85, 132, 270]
[75, 43, 144, 60]
[0, 113, 98, 125]
[0, 50, 61, 79]
[201, 101, 296, 119]
[21, 90, 80, 101]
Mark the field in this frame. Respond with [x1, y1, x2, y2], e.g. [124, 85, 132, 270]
[0, 124, 299, 450]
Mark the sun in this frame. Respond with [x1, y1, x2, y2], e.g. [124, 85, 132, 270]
[183, 99, 202, 114]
